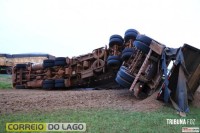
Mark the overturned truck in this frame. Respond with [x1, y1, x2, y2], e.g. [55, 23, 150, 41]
[12, 29, 200, 115]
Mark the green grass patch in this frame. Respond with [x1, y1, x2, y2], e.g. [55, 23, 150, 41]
[1, 107, 199, 133]
[0, 74, 12, 89]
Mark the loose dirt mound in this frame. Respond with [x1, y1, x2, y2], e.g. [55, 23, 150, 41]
[0, 89, 164, 114]
[0, 87, 199, 114]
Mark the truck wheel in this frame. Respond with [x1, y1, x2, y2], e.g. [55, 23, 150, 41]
[55, 79, 65, 88]
[43, 80, 55, 89]
[107, 55, 121, 67]
[121, 48, 136, 61]
[133, 41, 150, 54]
[119, 65, 129, 71]
[121, 52, 133, 61]
[6, 67, 12, 74]
[122, 48, 135, 53]
[92, 59, 105, 73]
[124, 29, 139, 42]
[118, 66, 135, 83]
[109, 34, 124, 47]
[16, 64, 27, 69]
[43, 59, 55, 68]
[136, 34, 152, 46]
[15, 85, 25, 89]
[55, 57, 66, 66]
[115, 74, 131, 88]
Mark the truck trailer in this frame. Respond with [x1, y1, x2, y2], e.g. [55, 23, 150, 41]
[0, 53, 55, 74]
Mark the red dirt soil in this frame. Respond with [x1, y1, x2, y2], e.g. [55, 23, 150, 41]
[0, 87, 199, 114]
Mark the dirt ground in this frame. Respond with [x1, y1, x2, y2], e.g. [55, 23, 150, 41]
[0, 87, 199, 114]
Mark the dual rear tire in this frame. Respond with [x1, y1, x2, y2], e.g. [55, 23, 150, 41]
[42, 79, 66, 89]
[133, 35, 153, 54]
[115, 66, 135, 88]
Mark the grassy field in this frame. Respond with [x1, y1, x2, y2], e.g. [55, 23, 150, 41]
[1, 107, 199, 133]
[0, 74, 12, 89]
[0, 74, 199, 133]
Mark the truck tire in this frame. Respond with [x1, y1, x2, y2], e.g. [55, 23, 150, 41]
[55, 79, 65, 88]
[119, 65, 129, 71]
[16, 64, 27, 69]
[6, 67, 12, 74]
[92, 59, 105, 73]
[108, 55, 122, 61]
[124, 29, 139, 42]
[43, 59, 55, 68]
[43, 80, 55, 89]
[121, 52, 133, 61]
[121, 48, 135, 61]
[115, 74, 131, 88]
[15, 85, 25, 89]
[118, 66, 135, 83]
[107, 59, 121, 67]
[109, 34, 124, 47]
[136, 34, 152, 46]
[107, 55, 121, 67]
[122, 48, 135, 53]
[55, 57, 66, 66]
[133, 41, 150, 54]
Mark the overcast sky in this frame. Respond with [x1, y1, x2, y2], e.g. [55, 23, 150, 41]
[0, 0, 200, 57]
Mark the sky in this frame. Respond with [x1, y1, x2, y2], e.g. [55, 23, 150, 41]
[0, 0, 200, 57]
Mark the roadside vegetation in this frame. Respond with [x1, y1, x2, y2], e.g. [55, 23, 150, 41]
[0, 74, 12, 89]
[1, 106, 199, 133]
